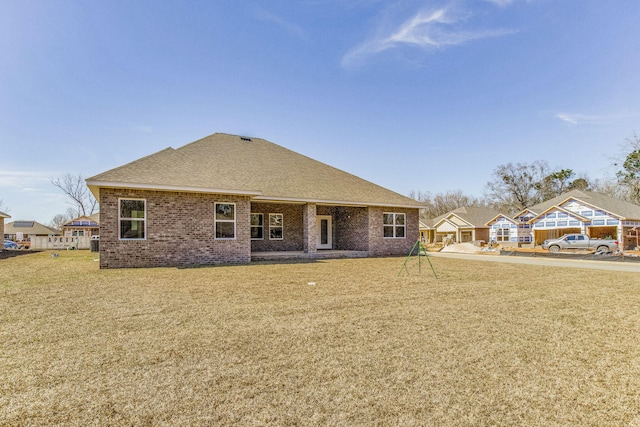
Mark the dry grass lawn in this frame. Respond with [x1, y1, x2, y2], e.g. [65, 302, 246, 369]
[2, 251, 640, 426]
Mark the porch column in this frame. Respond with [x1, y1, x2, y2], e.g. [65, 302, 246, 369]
[303, 203, 317, 254]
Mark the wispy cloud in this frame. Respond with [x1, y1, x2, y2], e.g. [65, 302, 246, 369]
[483, 0, 514, 7]
[341, 6, 514, 68]
[555, 111, 640, 125]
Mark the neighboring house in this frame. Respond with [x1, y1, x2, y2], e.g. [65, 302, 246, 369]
[0, 211, 11, 244]
[86, 133, 422, 268]
[424, 207, 499, 244]
[485, 210, 536, 246]
[4, 220, 61, 243]
[62, 213, 100, 237]
[524, 190, 640, 248]
[0, 210, 10, 242]
[486, 189, 640, 249]
[419, 220, 433, 243]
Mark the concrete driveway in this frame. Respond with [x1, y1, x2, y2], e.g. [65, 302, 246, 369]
[428, 251, 640, 273]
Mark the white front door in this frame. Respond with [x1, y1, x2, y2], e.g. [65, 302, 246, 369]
[316, 216, 332, 249]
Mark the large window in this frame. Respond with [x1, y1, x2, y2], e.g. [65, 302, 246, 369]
[383, 213, 405, 238]
[250, 213, 264, 240]
[269, 213, 283, 240]
[496, 227, 510, 242]
[215, 203, 236, 239]
[119, 199, 146, 240]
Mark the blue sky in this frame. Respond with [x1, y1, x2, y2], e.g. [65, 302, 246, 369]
[1, 0, 639, 224]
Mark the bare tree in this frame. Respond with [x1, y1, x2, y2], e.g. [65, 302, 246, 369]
[411, 190, 484, 219]
[49, 210, 74, 231]
[485, 160, 550, 212]
[51, 173, 98, 217]
[0, 199, 9, 214]
[591, 177, 630, 200]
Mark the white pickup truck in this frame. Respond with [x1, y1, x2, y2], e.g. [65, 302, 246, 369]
[541, 234, 619, 253]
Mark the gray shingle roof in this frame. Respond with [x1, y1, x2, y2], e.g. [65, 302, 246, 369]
[87, 133, 421, 208]
[428, 206, 500, 228]
[5, 221, 60, 235]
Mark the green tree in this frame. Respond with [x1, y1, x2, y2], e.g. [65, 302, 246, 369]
[616, 133, 640, 204]
[536, 169, 576, 201]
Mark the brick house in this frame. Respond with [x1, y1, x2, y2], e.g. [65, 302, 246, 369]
[422, 207, 499, 244]
[86, 133, 422, 268]
[0, 210, 10, 242]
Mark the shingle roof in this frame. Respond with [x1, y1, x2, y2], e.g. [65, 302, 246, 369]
[87, 133, 422, 208]
[5, 221, 60, 235]
[428, 206, 500, 228]
[0, 210, 10, 218]
[527, 189, 640, 219]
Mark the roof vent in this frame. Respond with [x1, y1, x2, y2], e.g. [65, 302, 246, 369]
[240, 137, 252, 142]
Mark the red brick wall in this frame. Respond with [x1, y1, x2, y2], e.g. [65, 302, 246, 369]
[334, 206, 369, 251]
[99, 189, 251, 268]
[98, 189, 421, 267]
[368, 207, 420, 256]
[250, 203, 304, 252]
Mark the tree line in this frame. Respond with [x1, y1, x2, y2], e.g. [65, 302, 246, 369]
[5, 133, 640, 229]
[412, 133, 640, 219]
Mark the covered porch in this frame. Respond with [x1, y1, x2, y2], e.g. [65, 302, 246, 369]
[250, 202, 370, 255]
[251, 249, 371, 262]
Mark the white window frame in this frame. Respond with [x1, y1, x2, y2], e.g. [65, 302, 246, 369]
[215, 203, 236, 240]
[269, 213, 284, 240]
[250, 213, 264, 240]
[496, 227, 510, 242]
[119, 198, 147, 240]
[383, 212, 406, 239]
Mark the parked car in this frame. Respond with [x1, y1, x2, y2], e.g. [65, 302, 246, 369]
[542, 234, 619, 253]
[16, 240, 30, 249]
[4, 240, 18, 249]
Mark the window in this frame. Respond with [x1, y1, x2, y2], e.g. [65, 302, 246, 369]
[269, 214, 283, 240]
[496, 227, 510, 242]
[72, 230, 85, 237]
[383, 213, 405, 238]
[119, 199, 146, 240]
[251, 213, 263, 239]
[215, 203, 236, 239]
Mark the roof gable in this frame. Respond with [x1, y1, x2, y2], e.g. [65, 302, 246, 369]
[87, 133, 421, 208]
[527, 205, 590, 224]
[486, 214, 518, 227]
[63, 215, 100, 227]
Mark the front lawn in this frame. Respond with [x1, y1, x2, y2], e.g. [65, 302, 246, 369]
[1, 251, 639, 426]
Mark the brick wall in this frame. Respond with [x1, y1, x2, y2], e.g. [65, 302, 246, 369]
[368, 207, 420, 256]
[250, 203, 304, 252]
[99, 189, 251, 268]
[334, 206, 369, 251]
